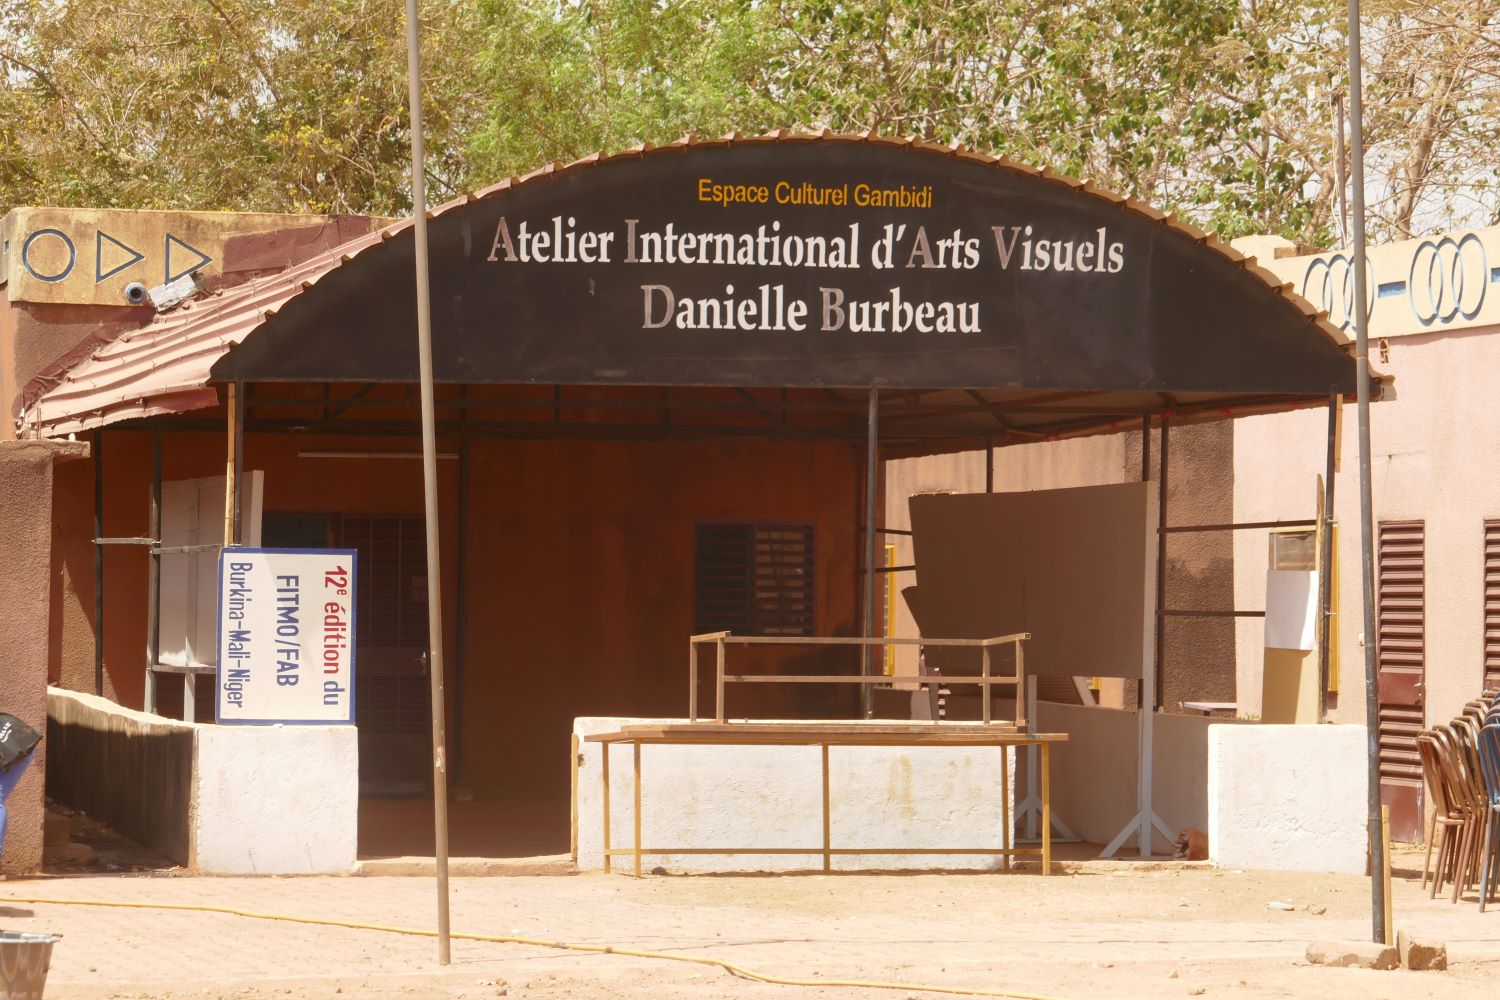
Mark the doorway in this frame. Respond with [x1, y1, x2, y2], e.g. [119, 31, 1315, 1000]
[262, 511, 432, 798]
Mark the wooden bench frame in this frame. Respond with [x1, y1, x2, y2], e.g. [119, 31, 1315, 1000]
[688, 631, 1031, 727]
[586, 722, 1066, 878]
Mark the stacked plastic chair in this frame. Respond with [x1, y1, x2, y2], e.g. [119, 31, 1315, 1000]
[1416, 689, 1500, 905]
[1419, 731, 1467, 898]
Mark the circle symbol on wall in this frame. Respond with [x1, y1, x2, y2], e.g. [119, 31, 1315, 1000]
[21, 228, 77, 283]
[1301, 253, 1375, 331]
[1409, 233, 1486, 326]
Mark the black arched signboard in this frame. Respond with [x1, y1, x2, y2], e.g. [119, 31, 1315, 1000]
[214, 137, 1356, 396]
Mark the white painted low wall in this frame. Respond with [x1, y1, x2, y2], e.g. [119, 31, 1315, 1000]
[574, 718, 1016, 872]
[48, 688, 358, 875]
[1207, 723, 1367, 874]
[193, 723, 358, 874]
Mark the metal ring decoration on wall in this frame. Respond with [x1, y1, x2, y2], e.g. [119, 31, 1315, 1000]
[1409, 233, 1487, 326]
[20, 228, 77, 283]
[1302, 253, 1375, 331]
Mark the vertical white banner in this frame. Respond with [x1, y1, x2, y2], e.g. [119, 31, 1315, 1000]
[217, 548, 358, 724]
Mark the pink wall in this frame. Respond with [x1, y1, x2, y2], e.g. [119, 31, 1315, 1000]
[1233, 323, 1500, 727]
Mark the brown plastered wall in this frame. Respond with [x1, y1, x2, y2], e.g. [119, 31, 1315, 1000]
[92, 425, 859, 805]
[0, 438, 88, 873]
[93, 427, 461, 713]
[460, 436, 862, 803]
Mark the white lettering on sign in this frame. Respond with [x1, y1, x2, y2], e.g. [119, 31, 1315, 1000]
[483, 204, 1131, 336]
[990, 225, 1125, 273]
[216, 548, 357, 724]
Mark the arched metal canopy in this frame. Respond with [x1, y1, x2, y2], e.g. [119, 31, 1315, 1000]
[211, 135, 1363, 404]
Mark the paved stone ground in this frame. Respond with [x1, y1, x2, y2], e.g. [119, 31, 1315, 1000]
[2, 855, 1498, 1000]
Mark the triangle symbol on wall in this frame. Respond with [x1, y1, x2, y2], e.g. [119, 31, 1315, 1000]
[165, 234, 213, 283]
[96, 230, 145, 282]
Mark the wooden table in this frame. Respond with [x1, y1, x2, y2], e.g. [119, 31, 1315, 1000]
[585, 722, 1068, 877]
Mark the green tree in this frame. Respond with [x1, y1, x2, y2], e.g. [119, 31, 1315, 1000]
[4, 0, 1496, 242]
[466, 0, 788, 177]
[0, 0, 484, 214]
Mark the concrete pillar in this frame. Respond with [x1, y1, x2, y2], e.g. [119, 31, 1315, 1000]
[0, 438, 88, 873]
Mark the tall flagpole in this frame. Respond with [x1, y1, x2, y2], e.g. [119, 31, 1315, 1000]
[1346, 0, 1386, 946]
[403, 0, 452, 964]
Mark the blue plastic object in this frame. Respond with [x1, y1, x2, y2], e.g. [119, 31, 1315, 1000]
[1478, 724, 1500, 911]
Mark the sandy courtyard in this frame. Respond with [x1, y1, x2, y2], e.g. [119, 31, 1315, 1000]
[3, 852, 1498, 1000]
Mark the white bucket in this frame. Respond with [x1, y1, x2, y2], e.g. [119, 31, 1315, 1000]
[0, 932, 61, 1000]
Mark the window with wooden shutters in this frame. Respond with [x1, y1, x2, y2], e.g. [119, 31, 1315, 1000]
[341, 514, 430, 738]
[694, 523, 815, 636]
[1376, 519, 1426, 842]
[1485, 521, 1500, 690]
[341, 515, 429, 649]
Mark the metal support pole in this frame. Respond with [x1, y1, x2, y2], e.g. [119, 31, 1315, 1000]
[1348, 0, 1387, 945]
[403, 0, 451, 964]
[1139, 414, 1150, 711]
[1155, 416, 1170, 711]
[1015, 674, 1079, 846]
[715, 637, 726, 723]
[93, 430, 105, 697]
[985, 437, 994, 493]
[821, 743, 832, 872]
[981, 646, 991, 725]
[1025, 679, 1038, 840]
[632, 741, 643, 878]
[1318, 391, 1339, 722]
[861, 387, 879, 718]
[212, 388, 244, 721]
[602, 742, 612, 874]
[454, 436, 469, 783]
[1101, 412, 1172, 859]
[222, 386, 237, 548]
[232, 382, 245, 543]
[1000, 745, 1010, 871]
[688, 640, 698, 722]
[145, 430, 162, 715]
[223, 385, 240, 548]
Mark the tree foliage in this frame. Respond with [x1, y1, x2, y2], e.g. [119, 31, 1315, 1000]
[0, 0, 483, 213]
[3, 0, 1496, 243]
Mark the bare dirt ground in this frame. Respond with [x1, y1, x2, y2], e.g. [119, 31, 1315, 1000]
[3, 850, 1498, 1000]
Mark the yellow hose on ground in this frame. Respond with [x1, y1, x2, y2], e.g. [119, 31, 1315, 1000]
[1, 894, 1074, 1000]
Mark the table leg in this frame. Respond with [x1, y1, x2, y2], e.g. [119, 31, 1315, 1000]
[1040, 741, 1052, 876]
[1000, 744, 1011, 872]
[821, 743, 832, 873]
[602, 742, 612, 875]
[633, 741, 643, 878]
